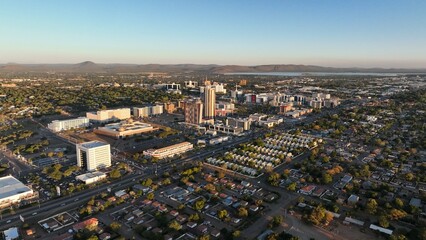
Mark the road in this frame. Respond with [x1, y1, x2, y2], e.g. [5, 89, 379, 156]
[0, 134, 253, 229]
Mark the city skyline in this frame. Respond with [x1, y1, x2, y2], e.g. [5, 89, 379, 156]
[1, 0, 426, 68]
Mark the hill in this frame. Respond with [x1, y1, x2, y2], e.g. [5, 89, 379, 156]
[0, 62, 425, 74]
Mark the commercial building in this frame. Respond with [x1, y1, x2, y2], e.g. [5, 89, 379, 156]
[86, 108, 131, 123]
[133, 105, 164, 118]
[48, 117, 89, 132]
[76, 172, 107, 184]
[207, 124, 244, 135]
[204, 86, 216, 119]
[94, 120, 157, 139]
[184, 80, 198, 89]
[76, 141, 111, 171]
[278, 103, 294, 114]
[215, 101, 235, 116]
[225, 117, 251, 131]
[0, 176, 35, 209]
[143, 142, 193, 159]
[184, 99, 203, 125]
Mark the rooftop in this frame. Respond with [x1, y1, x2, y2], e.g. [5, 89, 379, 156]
[79, 141, 109, 149]
[76, 172, 107, 181]
[0, 176, 32, 201]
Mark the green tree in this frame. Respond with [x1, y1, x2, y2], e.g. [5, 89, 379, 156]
[194, 199, 205, 211]
[321, 173, 333, 184]
[238, 207, 248, 218]
[110, 168, 121, 179]
[366, 198, 378, 215]
[394, 198, 404, 209]
[378, 215, 389, 228]
[232, 230, 241, 238]
[110, 222, 121, 232]
[218, 209, 228, 219]
[168, 220, 182, 231]
[287, 182, 297, 191]
[146, 192, 154, 200]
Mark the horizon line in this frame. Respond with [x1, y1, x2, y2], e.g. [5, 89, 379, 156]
[1, 61, 426, 70]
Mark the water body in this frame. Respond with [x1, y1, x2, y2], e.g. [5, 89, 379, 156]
[224, 72, 403, 77]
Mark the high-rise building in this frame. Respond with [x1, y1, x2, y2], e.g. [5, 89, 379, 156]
[184, 99, 203, 125]
[76, 141, 111, 171]
[204, 86, 216, 119]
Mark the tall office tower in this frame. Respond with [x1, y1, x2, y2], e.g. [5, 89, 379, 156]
[76, 141, 111, 171]
[184, 99, 203, 125]
[204, 86, 216, 119]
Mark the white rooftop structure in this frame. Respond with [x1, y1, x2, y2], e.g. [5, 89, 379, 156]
[0, 176, 34, 206]
[3, 227, 19, 240]
[76, 172, 107, 184]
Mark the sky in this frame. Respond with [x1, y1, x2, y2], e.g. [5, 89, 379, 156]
[0, 0, 426, 68]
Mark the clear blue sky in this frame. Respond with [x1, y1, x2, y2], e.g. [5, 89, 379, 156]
[1, 0, 425, 68]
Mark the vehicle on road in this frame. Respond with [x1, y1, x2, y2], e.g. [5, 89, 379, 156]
[32, 212, 38, 216]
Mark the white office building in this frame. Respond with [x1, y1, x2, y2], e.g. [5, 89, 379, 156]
[133, 105, 164, 118]
[86, 108, 131, 123]
[76, 141, 111, 171]
[48, 117, 90, 132]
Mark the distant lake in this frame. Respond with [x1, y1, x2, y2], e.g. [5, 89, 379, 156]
[224, 72, 404, 77]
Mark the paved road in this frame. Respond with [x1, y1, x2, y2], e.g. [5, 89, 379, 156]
[0, 134, 253, 229]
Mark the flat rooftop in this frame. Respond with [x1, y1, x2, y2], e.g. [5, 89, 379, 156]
[0, 176, 32, 200]
[103, 121, 153, 132]
[76, 172, 107, 181]
[79, 141, 109, 149]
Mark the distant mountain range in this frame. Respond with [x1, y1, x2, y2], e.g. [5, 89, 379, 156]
[0, 61, 425, 74]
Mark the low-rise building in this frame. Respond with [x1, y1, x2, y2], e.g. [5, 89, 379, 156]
[86, 108, 131, 123]
[94, 120, 157, 139]
[226, 117, 251, 131]
[133, 105, 164, 118]
[0, 176, 36, 209]
[48, 117, 89, 132]
[207, 124, 244, 135]
[76, 172, 107, 184]
[143, 142, 193, 159]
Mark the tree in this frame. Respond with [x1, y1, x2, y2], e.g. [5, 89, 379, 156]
[168, 220, 182, 231]
[405, 173, 414, 181]
[388, 208, 407, 220]
[198, 235, 210, 240]
[306, 206, 333, 225]
[194, 199, 205, 211]
[378, 215, 389, 228]
[287, 182, 297, 191]
[110, 222, 121, 232]
[394, 198, 404, 209]
[142, 178, 153, 187]
[218, 209, 228, 219]
[189, 213, 200, 222]
[110, 168, 121, 179]
[321, 173, 333, 184]
[87, 235, 99, 240]
[232, 230, 241, 238]
[268, 215, 283, 228]
[366, 198, 378, 215]
[146, 192, 154, 200]
[238, 207, 248, 217]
